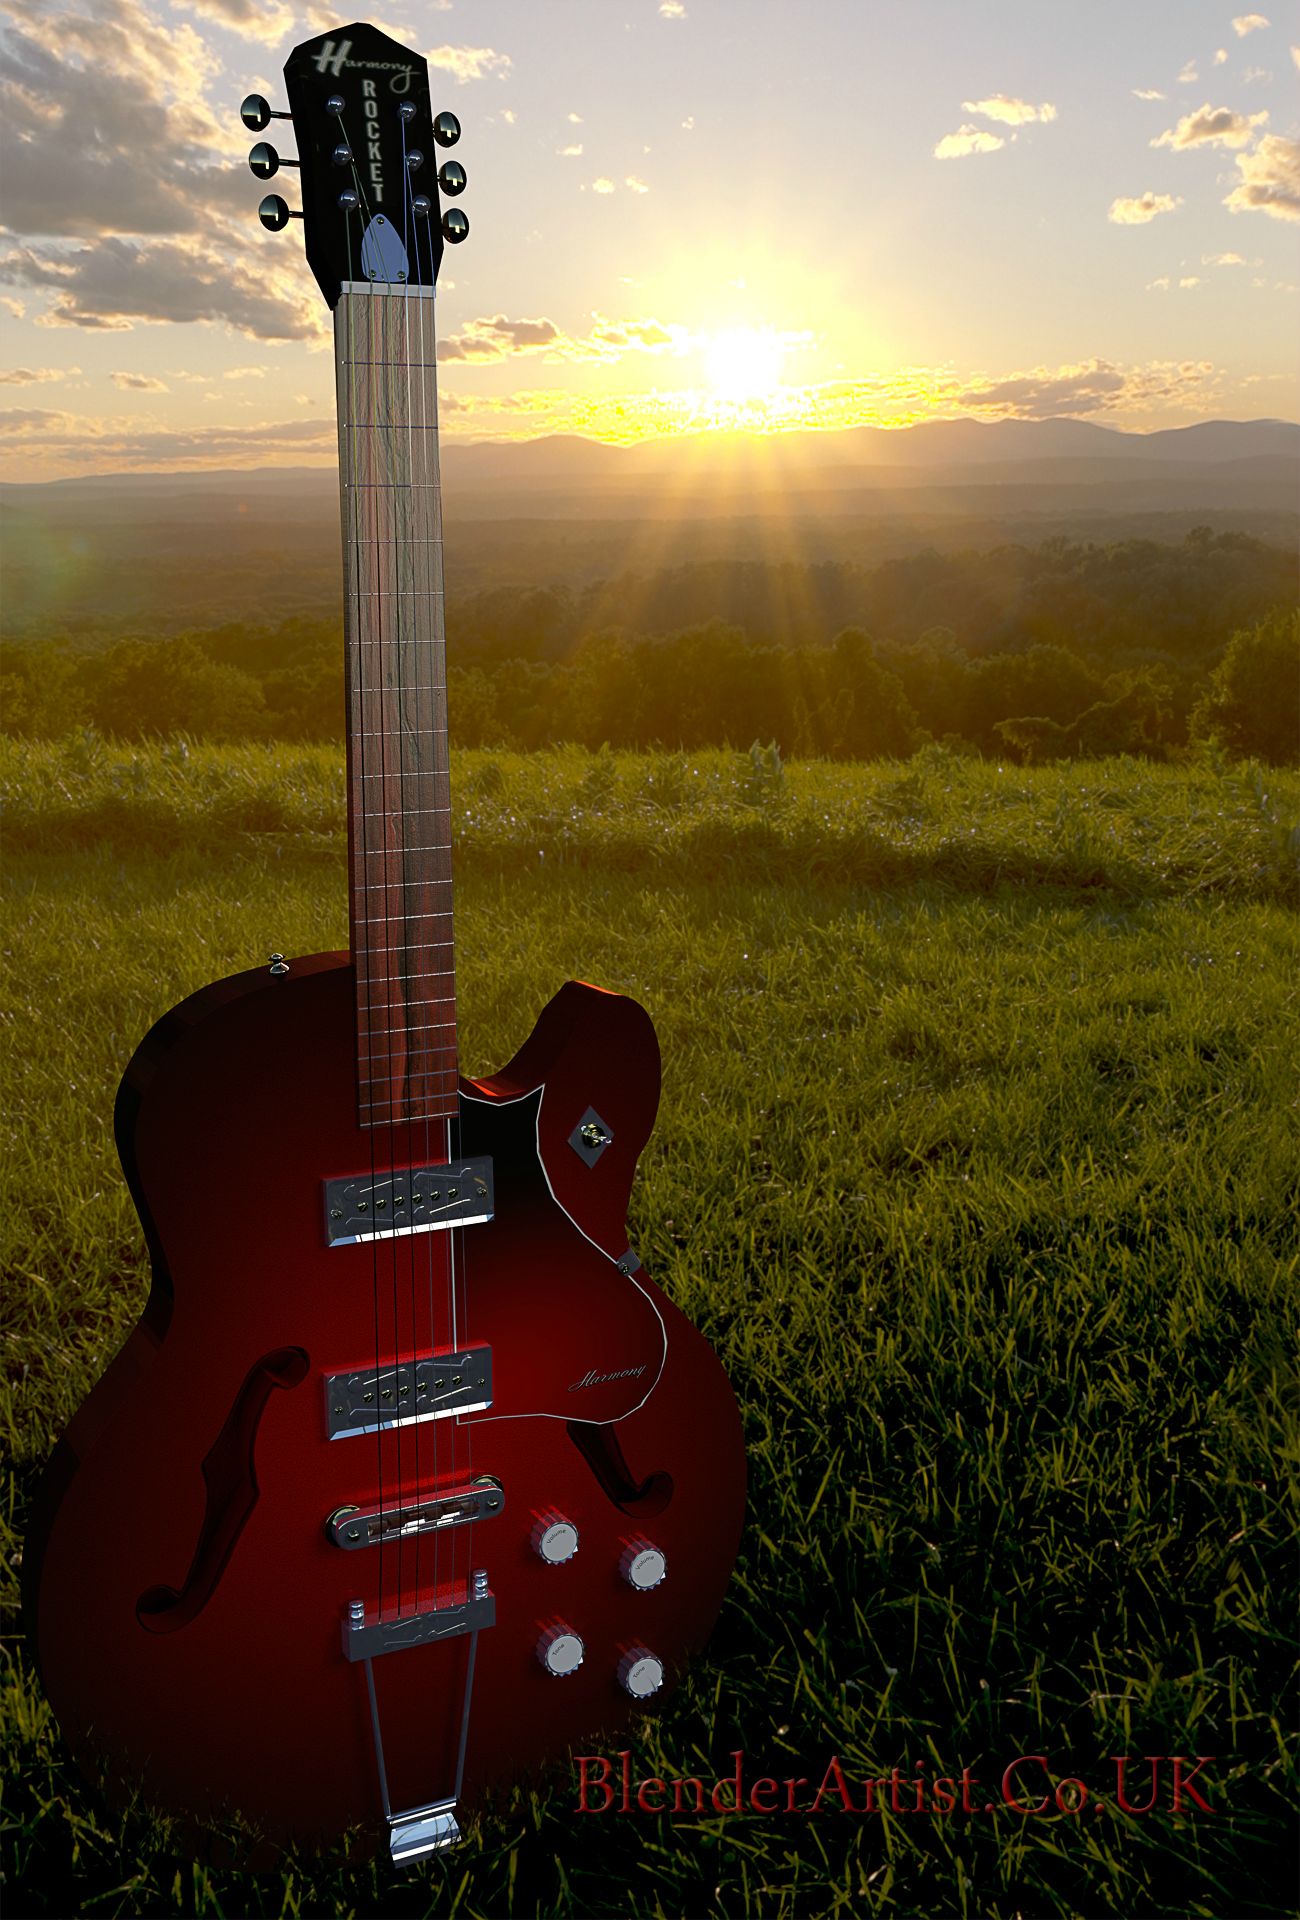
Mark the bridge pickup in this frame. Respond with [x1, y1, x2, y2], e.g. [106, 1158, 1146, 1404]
[324, 1158, 494, 1247]
[324, 1346, 492, 1441]
[327, 1476, 504, 1549]
[343, 1589, 495, 1662]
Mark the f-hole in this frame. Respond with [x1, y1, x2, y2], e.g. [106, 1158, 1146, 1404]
[137, 1346, 309, 1633]
[565, 1419, 673, 1518]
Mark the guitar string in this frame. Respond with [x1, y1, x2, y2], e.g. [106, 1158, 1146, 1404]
[395, 103, 430, 1622]
[405, 140, 459, 1622]
[337, 119, 388, 1625]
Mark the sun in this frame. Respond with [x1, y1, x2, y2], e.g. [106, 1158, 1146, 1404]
[704, 326, 785, 406]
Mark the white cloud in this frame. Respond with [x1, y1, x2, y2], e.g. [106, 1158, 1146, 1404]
[1202, 251, 1245, 263]
[171, 0, 293, 46]
[1232, 14, 1269, 35]
[1132, 88, 1166, 100]
[500, 108, 516, 125]
[0, 364, 79, 384]
[1178, 276, 1201, 288]
[427, 45, 512, 84]
[659, 1, 687, 16]
[933, 125, 1005, 159]
[954, 355, 1218, 418]
[1152, 102, 1269, 149]
[110, 369, 169, 389]
[961, 94, 1058, 125]
[1178, 61, 1199, 83]
[1108, 191, 1182, 224]
[681, 115, 695, 129]
[592, 177, 616, 193]
[625, 176, 649, 193]
[1147, 276, 1171, 289]
[1225, 133, 1300, 220]
[558, 144, 583, 156]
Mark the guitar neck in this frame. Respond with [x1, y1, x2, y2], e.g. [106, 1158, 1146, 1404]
[335, 282, 458, 1130]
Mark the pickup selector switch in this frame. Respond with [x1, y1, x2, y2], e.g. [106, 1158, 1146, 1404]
[620, 1539, 666, 1589]
[532, 1513, 579, 1564]
[537, 1625, 584, 1676]
[618, 1648, 664, 1698]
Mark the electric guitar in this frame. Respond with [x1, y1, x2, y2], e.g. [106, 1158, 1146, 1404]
[24, 21, 745, 1864]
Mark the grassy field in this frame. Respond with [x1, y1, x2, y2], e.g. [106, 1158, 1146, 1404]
[2, 737, 1298, 1920]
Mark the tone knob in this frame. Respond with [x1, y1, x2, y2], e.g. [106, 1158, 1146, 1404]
[537, 1625, 584, 1676]
[620, 1539, 666, 1590]
[618, 1648, 664, 1698]
[531, 1513, 579, 1564]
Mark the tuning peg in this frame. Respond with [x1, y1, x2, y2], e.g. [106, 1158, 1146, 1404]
[437, 160, 466, 196]
[248, 142, 299, 180]
[433, 110, 461, 148]
[258, 193, 301, 232]
[240, 93, 291, 133]
[442, 207, 469, 244]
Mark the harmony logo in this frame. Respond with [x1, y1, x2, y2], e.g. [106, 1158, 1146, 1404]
[313, 38, 415, 93]
[568, 1365, 648, 1392]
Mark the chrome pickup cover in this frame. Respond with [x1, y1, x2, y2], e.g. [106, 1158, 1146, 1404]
[327, 1476, 504, 1549]
[324, 1346, 492, 1441]
[324, 1157, 493, 1247]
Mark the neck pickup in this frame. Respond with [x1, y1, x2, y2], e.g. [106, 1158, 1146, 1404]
[324, 1156, 494, 1246]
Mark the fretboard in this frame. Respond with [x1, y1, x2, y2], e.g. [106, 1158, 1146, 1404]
[335, 282, 457, 1129]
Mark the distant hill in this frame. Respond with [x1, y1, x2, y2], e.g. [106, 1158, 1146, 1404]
[1, 418, 1295, 636]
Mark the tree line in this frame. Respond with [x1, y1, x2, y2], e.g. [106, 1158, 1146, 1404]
[2, 532, 1295, 763]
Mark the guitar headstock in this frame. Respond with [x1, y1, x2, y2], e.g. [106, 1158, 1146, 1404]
[241, 21, 468, 309]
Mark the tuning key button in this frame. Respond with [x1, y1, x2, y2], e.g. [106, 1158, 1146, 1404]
[531, 1513, 579, 1564]
[620, 1540, 666, 1590]
[537, 1625, 584, 1676]
[618, 1648, 664, 1699]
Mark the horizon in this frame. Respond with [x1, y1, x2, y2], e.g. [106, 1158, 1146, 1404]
[1, 1, 1298, 481]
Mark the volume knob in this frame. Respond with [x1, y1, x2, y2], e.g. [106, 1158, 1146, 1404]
[537, 1625, 584, 1676]
[531, 1513, 579, 1564]
[620, 1539, 666, 1589]
[618, 1648, 664, 1698]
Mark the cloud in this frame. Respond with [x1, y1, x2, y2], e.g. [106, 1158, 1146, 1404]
[440, 311, 691, 365]
[1132, 88, 1166, 99]
[0, 365, 78, 384]
[110, 370, 169, 389]
[1178, 61, 1198, 83]
[1203, 250, 1245, 263]
[592, 177, 616, 193]
[558, 144, 583, 156]
[1232, 13, 1269, 35]
[171, 0, 293, 46]
[1292, 45, 1300, 71]
[500, 108, 516, 125]
[0, 235, 322, 340]
[659, 1, 687, 15]
[1151, 102, 1269, 149]
[933, 125, 1005, 158]
[953, 356, 1218, 419]
[0, 407, 338, 467]
[1214, 48, 1228, 64]
[961, 94, 1058, 125]
[625, 176, 649, 193]
[1178, 276, 1201, 288]
[1224, 133, 1300, 219]
[1147, 276, 1171, 289]
[1108, 191, 1182, 224]
[428, 45, 511, 84]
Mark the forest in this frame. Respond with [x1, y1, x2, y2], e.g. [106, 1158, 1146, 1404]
[2, 529, 1296, 763]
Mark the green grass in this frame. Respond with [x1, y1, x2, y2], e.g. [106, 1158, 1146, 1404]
[2, 739, 1298, 1919]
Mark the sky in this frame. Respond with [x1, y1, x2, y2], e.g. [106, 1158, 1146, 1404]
[0, 0, 1298, 479]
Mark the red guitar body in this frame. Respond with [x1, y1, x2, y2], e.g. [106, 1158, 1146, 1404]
[25, 953, 745, 1852]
